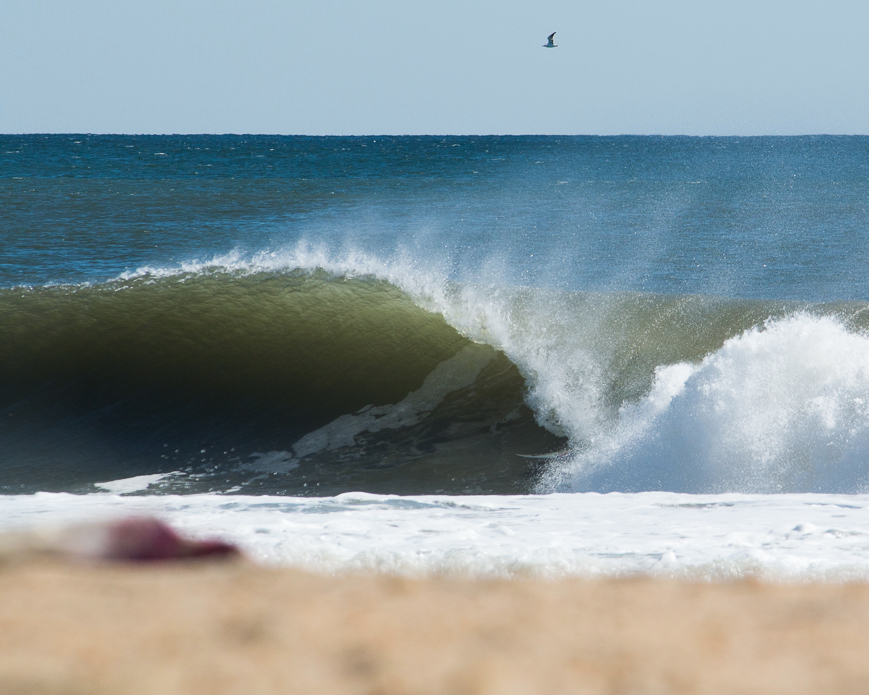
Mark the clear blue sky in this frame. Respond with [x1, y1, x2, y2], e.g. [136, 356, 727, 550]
[2, 0, 867, 135]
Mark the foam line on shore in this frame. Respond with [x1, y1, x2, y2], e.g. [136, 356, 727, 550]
[4, 491, 869, 581]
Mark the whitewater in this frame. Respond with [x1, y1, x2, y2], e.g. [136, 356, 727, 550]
[3, 134, 869, 580]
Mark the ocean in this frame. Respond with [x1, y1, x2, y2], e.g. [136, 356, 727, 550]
[3, 133, 869, 579]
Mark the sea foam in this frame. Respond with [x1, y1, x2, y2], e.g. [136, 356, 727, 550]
[543, 314, 869, 494]
[5, 489, 869, 582]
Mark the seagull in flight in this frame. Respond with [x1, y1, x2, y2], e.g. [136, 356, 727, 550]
[543, 32, 557, 48]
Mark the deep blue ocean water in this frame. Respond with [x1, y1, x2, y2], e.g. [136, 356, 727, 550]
[2, 135, 869, 496]
[5, 134, 869, 298]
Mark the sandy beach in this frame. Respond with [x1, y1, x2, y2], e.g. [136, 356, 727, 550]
[1, 559, 868, 695]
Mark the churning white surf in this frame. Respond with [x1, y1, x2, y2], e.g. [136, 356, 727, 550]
[541, 314, 869, 494]
[5, 489, 869, 582]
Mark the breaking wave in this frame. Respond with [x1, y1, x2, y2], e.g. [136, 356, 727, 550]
[4, 246, 869, 495]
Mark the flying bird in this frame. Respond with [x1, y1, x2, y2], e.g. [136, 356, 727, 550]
[543, 32, 557, 48]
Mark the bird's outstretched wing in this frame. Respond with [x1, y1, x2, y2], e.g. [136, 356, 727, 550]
[548, 32, 556, 42]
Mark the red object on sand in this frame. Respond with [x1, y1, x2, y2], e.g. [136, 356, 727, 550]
[95, 517, 240, 562]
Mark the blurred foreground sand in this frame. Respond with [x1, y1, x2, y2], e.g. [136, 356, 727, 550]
[1, 560, 868, 695]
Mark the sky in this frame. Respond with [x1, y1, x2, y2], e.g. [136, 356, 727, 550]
[1, 0, 868, 135]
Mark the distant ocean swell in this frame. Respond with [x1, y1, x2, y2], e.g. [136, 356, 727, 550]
[3, 253, 869, 496]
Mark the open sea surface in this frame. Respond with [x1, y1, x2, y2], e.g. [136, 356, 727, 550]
[3, 134, 869, 579]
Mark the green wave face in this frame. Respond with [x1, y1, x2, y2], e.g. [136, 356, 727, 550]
[0, 269, 561, 495]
